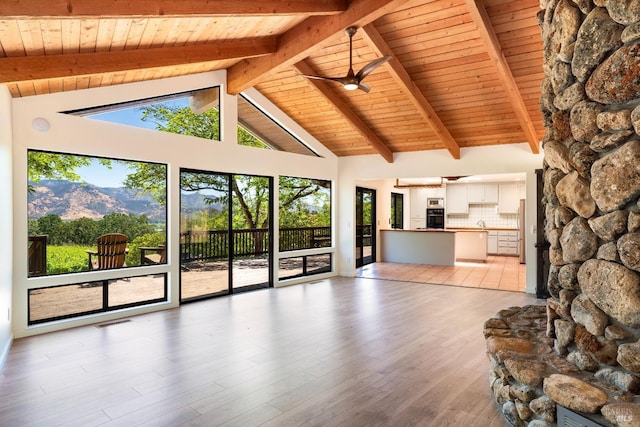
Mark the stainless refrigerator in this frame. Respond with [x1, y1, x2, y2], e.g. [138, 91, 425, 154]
[519, 199, 526, 263]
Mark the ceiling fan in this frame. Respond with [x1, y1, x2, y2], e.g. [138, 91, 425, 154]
[301, 26, 391, 93]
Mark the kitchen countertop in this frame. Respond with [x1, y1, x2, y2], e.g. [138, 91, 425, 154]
[383, 228, 456, 233]
[446, 227, 518, 231]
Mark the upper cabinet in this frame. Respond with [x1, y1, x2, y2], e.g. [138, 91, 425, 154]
[410, 187, 446, 219]
[518, 182, 526, 200]
[447, 181, 524, 215]
[498, 183, 520, 214]
[446, 185, 469, 214]
[410, 188, 428, 219]
[467, 183, 498, 204]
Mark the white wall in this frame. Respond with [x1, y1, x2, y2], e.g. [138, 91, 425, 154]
[0, 85, 13, 367]
[10, 72, 339, 337]
[338, 145, 544, 294]
[5, 68, 545, 343]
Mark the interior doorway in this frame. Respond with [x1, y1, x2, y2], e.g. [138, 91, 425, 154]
[355, 187, 376, 268]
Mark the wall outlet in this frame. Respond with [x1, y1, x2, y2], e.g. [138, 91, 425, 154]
[7, 308, 10, 321]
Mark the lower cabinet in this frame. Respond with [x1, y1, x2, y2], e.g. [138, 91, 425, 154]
[488, 230, 519, 255]
[497, 230, 519, 255]
[488, 232, 498, 254]
[410, 218, 425, 230]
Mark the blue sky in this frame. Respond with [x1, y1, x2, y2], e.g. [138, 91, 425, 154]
[75, 160, 131, 188]
[88, 97, 189, 129]
[74, 98, 189, 187]
[90, 108, 157, 129]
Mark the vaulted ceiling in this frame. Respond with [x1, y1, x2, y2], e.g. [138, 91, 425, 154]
[0, 0, 544, 162]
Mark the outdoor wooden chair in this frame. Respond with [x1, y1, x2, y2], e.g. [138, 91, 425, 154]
[140, 243, 166, 265]
[87, 233, 128, 270]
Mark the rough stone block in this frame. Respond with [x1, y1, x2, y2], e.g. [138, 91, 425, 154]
[543, 374, 608, 413]
[618, 341, 640, 374]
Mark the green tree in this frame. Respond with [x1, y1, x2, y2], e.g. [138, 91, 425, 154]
[28, 219, 41, 235]
[238, 126, 269, 149]
[27, 151, 113, 193]
[122, 161, 168, 206]
[36, 214, 64, 244]
[28, 151, 95, 184]
[278, 177, 330, 228]
[141, 104, 220, 140]
[179, 171, 268, 230]
[139, 104, 331, 236]
[97, 213, 154, 241]
[61, 217, 100, 245]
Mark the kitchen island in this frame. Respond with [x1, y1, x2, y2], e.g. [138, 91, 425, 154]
[380, 229, 456, 266]
[453, 229, 488, 262]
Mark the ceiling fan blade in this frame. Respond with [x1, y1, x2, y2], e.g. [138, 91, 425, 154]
[300, 74, 346, 84]
[357, 82, 371, 93]
[299, 27, 387, 93]
[356, 55, 392, 81]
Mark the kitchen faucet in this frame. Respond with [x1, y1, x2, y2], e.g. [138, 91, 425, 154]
[477, 219, 486, 229]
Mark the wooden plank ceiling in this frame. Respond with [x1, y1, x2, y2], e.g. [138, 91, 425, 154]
[0, 0, 544, 162]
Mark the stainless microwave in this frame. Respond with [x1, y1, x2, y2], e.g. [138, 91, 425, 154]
[427, 198, 444, 208]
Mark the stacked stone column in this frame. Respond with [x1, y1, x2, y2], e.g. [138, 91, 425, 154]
[486, 1, 640, 426]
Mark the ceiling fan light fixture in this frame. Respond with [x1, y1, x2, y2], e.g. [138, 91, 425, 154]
[300, 26, 390, 93]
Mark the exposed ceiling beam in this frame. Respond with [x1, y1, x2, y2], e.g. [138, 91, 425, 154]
[294, 60, 394, 163]
[0, 38, 276, 84]
[464, 0, 540, 154]
[227, 0, 412, 95]
[360, 24, 461, 160]
[0, 0, 347, 18]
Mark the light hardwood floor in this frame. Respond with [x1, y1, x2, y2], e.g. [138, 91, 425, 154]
[1, 277, 543, 426]
[357, 256, 527, 292]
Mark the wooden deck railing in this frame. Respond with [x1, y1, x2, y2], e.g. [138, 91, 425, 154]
[28, 235, 48, 276]
[28, 227, 334, 274]
[180, 226, 332, 262]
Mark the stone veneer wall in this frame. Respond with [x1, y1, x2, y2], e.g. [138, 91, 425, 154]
[485, 1, 640, 426]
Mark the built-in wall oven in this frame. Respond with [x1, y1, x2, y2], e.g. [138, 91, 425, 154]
[426, 198, 445, 229]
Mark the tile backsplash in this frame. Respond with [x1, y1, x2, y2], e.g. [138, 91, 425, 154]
[446, 204, 519, 229]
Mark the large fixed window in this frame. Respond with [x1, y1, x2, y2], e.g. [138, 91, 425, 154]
[28, 274, 167, 325]
[27, 150, 167, 277]
[65, 87, 222, 141]
[278, 176, 331, 251]
[278, 176, 332, 280]
[238, 95, 319, 156]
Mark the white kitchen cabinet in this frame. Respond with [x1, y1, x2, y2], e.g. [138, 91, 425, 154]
[410, 218, 425, 230]
[487, 231, 498, 254]
[410, 188, 428, 219]
[468, 183, 498, 204]
[518, 182, 526, 200]
[485, 184, 499, 203]
[497, 230, 519, 255]
[446, 184, 468, 214]
[498, 183, 520, 214]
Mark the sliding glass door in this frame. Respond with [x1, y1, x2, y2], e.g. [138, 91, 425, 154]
[231, 174, 272, 291]
[180, 169, 272, 302]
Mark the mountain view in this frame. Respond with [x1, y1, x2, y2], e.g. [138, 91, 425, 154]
[28, 180, 214, 223]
